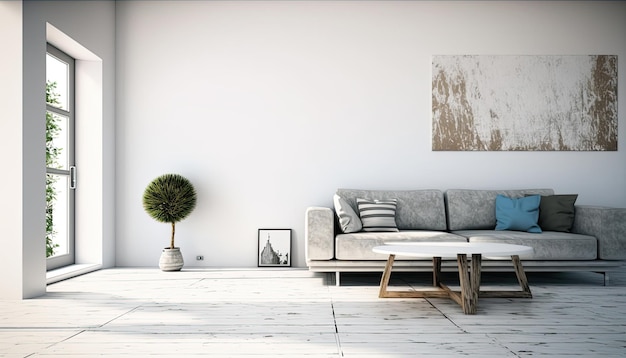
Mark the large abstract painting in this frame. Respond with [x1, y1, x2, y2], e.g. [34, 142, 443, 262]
[432, 55, 617, 151]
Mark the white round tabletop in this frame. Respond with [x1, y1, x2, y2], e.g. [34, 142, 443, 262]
[372, 242, 533, 259]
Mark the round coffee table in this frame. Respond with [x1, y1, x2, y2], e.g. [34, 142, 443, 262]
[372, 242, 534, 314]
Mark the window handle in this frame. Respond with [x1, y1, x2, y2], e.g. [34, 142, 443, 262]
[69, 166, 77, 189]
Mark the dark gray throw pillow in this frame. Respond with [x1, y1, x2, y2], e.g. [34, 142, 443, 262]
[538, 194, 578, 232]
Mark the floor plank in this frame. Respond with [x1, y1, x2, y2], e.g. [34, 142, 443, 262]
[0, 268, 625, 357]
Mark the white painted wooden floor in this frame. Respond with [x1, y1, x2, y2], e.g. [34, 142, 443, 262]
[1, 267, 625, 357]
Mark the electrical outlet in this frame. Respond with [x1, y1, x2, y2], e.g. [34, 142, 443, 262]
[196, 255, 204, 261]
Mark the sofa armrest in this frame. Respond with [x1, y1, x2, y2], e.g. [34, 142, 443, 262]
[572, 205, 626, 260]
[305, 207, 335, 261]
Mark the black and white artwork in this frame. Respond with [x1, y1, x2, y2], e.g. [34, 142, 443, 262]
[258, 229, 291, 267]
[432, 55, 617, 151]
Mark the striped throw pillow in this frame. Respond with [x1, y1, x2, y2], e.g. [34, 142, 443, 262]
[356, 198, 399, 232]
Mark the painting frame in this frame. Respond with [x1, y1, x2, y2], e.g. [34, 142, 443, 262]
[258, 228, 292, 267]
[431, 55, 618, 151]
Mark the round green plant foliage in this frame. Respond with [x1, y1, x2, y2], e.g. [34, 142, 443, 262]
[143, 174, 197, 248]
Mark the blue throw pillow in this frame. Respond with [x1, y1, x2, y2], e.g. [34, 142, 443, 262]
[495, 194, 542, 233]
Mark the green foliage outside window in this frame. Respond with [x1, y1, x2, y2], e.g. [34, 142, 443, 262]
[46, 81, 61, 257]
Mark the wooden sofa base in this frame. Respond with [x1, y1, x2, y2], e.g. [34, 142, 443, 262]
[307, 259, 624, 286]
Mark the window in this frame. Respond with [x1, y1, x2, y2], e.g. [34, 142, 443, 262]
[46, 44, 75, 270]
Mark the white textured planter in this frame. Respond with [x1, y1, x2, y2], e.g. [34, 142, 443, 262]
[159, 247, 184, 271]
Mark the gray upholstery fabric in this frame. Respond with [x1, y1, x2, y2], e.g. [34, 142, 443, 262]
[572, 205, 626, 260]
[336, 189, 447, 230]
[333, 194, 362, 233]
[445, 189, 555, 230]
[305, 188, 626, 273]
[305, 207, 335, 260]
[335, 231, 467, 260]
[453, 230, 597, 260]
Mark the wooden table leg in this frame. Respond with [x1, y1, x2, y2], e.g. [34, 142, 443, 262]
[377, 250, 531, 314]
[378, 254, 450, 299]
[456, 254, 475, 314]
[379, 254, 395, 298]
[511, 255, 532, 298]
[433, 256, 442, 287]
[471, 253, 482, 312]
[478, 255, 533, 299]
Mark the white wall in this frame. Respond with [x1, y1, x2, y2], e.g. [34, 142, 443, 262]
[115, 1, 626, 268]
[0, 0, 35, 299]
[0, 0, 116, 298]
[31, 0, 117, 268]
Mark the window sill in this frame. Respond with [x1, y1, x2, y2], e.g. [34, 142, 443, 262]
[46, 263, 102, 285]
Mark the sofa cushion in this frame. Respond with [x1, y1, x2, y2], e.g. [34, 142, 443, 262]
[335, 231, 468, 260]
[336, 189, 447, 230]
[445, 189, 555, 231]
[572, 206, 626, 260]
[357, 198, 399, 232]
[538, 194, 578, 232]
[333, 194, 362, 233]
[495, 195, 542, 233]
[453, 230, 597, 260]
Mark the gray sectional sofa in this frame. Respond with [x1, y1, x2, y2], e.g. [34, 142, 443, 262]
[305, 188, 626, 285]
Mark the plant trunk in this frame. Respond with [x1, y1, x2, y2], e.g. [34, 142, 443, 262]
[170, 222, 176, 249]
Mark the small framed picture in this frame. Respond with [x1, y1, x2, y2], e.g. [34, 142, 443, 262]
[258, 229, 291, 267]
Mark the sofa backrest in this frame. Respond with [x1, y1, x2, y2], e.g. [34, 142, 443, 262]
[336, 189, 447, 231]
[445, 188, 555, 230]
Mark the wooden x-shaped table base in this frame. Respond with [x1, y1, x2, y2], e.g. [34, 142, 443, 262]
[378, 254, 532, 314]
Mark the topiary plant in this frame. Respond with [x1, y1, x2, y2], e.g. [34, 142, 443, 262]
[143, 174, 197, 249]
